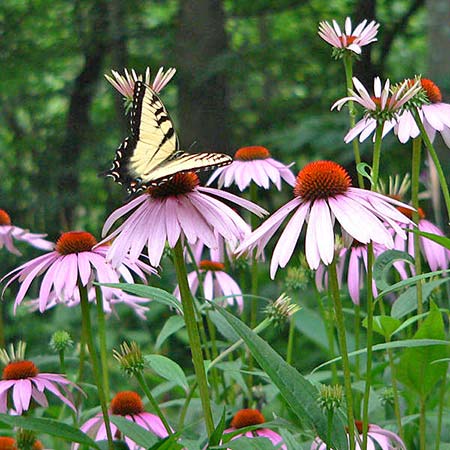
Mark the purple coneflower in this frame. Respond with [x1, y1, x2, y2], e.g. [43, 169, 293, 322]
[237, 161, 413, 277]
[102, 172, 266, 268]
[1, 231, 156, 314]
[207, 146, 296, 191]
[0, 209, 53, 256]
[318, 17, 379, 55]
[174, 260, 243, 311]
[311, 420, 406, 450]
[0, 342, 76, 415]
[332, 77, 421, 142]
[223, 409, 286, 449]
[73, 391, 169, 450]
[105, 66, 176, 100]
[395, 78, 450, 147]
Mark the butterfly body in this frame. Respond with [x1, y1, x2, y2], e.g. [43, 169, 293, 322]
[107, 81, 232, 193]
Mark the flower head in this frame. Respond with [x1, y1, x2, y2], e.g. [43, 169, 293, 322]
[318, 17, 379, 56]
[1, 231, 156, 314]
[332, 77, 421, 143]
[102, 172, 266, 268]
[311, 420, 406, 450]
[0, 342, 77, 415]
[105, 66, 176, 101]
[73, 391, 169, 450]
[395, 77, 450, 147]
[224, 409, 286, 449]
[0, 209, 53, 256]
[174, 259, 243, 311]
[207, 146, 296, 191]
[0, 437, 17, 450]
[238, 161, 413, 277]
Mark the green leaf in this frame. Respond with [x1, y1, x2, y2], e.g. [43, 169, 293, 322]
[362, 315, 401, 338]
[396, 303, 449, 398]
[391, 278, 449, 318]
[148, 435, 183, 450]
[144, 354, 189, 392]
[155, 316, 185, 350]
[0, 414, 100, 448]
[373, 250, 415, 291]
[109, 416, 159, 448]
[213, 436, 282, 449]
[410, 228, 450, 249]
[97, 441, 130, 450]
[96, 283, 183, 314]
[209, 408, 227, 446]
[215, 306, 347, 450]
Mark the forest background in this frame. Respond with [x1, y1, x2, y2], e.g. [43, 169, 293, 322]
[0, 0, 449, 373]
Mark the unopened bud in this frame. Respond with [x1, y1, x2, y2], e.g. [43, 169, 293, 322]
[113, 341, 145, 376]
[50, 331, 73, 353]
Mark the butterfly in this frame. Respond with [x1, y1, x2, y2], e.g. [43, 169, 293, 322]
[106, 80, 232, 194]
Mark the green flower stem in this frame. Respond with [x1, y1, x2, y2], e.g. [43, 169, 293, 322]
[326, 409, 334, 450]
[361, 243, 375, 450]
[413, 109, 450, 221]
[78, 284, 114, 450]
[411, 137, 424, 320]
[343, 54, 364, 188]
[178, 383, 197, 430]
[328, 260, 355, 450]
[286, 316, 295, 365]
[135, 371, 173, 435]
[435, 365, 448, 450]
[172, 240, 214, 437]
[94, 285, 110, 402]
[371, 123, 384, 188]
[353, 303, 361, 420]
[58, 350, 66, 374]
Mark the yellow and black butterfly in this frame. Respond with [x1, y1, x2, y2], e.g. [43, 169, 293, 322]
[106, 81, 232, 193]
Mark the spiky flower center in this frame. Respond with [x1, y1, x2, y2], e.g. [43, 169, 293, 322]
[339, 35, 357, 45]
[397, 205, 425, 220]
[2, 360, 39, 380]
[421, 78, 442, 103]
[234, 146, 270, 161]
[110, 391, 144, 416]
[0, 437, 17, 450]
[294, 161, 351, 201]
[0, 210, 11, 226]
[147, 172, 200, 198]
[32, 441, 43, 450]
[199, 260, 225, 271]
[231, 409, 266, 429]
[55, 231, 97, 255]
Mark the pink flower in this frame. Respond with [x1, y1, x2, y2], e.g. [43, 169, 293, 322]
[393, 206, 450, 278]
[102, 172, 266, 268]
[395, 78, 450, 147]
[1, 231, 156, 314]
[207, 146, 296, 191]
[105, 66, 176, 99]
[311, 420, 406, 450]
[237, 161, 413, 277]
[318, 17, 379, 55]
[73, 391, 169, 450]
[174, 260, 243, 311]
[332, 77, 421, 142]
[223, 409, 286, 450]
[0, 342, 77, 414]
[0, 209, 53, 256]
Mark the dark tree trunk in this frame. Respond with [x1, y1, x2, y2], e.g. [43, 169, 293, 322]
[175, 0, 231, 154]
[57, 0, 109, 231]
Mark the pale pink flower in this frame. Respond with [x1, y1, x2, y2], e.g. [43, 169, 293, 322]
[0, 342, 77, 415]
[105, 66, 176, 99]
[318, 17, 379, 54]
[73, 391, 169, 450]
[0, 209, 53, 256]
[223, 409, 286, 450]
[102, 172, 266, 268]
[174, 260, 243, 311]
[395, 78, 450, 147]
[237, 161, 413, 277]
[311, 421, 406, 450]
[207, 146, 296, 191]
[1, 231, 156, 314]
[332, 77, 421, 142]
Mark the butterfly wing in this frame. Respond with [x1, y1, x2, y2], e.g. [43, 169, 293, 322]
[107, 81, 232, 193]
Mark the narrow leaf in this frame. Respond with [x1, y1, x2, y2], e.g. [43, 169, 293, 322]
[213, 436, 282, 449]
[148, 435, 183, 450]
[144, 355, 189, 392]
[215, 306, 347, 450]
[373, 250, 414, 291]
[110, 415, 159, 448]
[155, 316, 185, 350]
[209, 408, 227, 446]
[410, 228, 450, 249]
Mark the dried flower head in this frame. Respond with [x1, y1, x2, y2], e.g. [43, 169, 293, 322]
[113, 341, 145, 376]
[318, 384, 344, 412]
